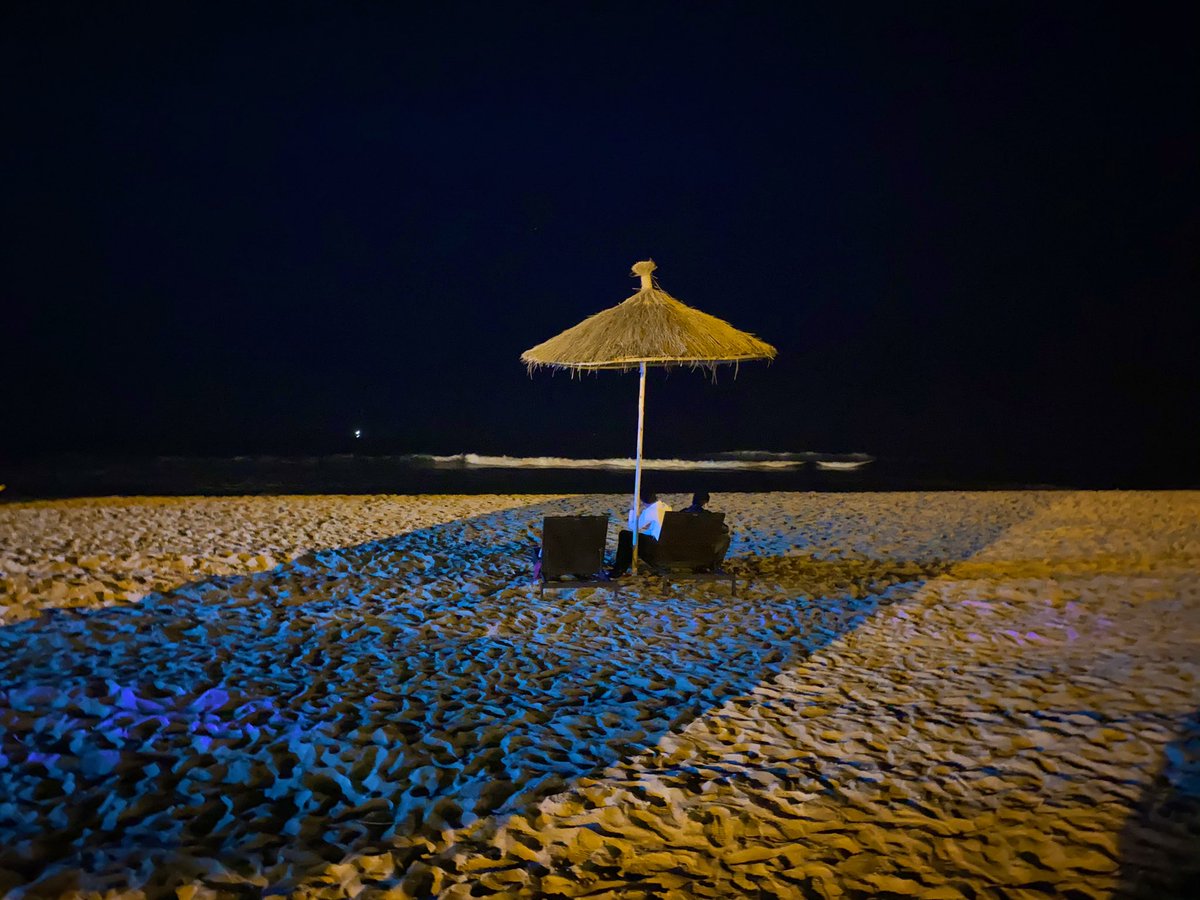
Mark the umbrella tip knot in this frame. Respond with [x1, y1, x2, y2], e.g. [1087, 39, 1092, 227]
[631, 259, 657, 290]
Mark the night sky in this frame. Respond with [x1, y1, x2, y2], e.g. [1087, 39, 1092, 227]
[4, 2, 1197, 483]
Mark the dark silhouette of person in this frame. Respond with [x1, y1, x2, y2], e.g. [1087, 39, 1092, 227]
[681, 490, 731, 570]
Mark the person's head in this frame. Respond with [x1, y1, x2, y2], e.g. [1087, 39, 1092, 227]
[690, 491, 710, 509]
[639, 485, 658, 505]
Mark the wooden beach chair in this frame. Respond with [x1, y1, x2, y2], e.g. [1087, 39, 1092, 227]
[646, 511, 737, 596]
[538, 515, 618, 598]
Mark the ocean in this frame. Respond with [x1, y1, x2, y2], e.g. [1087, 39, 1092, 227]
[0, 449, 1159, 501]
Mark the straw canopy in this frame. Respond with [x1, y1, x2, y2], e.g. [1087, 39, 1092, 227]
[521, 260, 776, 372]
[521, 259, 776, 573]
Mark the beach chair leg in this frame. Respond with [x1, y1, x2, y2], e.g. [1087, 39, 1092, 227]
[730, 575, 737, 597]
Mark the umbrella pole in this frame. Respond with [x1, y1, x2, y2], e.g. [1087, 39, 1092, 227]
[631, 361, 647, 572]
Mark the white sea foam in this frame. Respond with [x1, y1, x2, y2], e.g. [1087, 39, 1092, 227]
[428, 453, 809, 470]
[141, 451, 874, 472]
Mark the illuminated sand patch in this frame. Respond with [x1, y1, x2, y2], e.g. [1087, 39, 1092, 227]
[0, 494, 563, 623]
[1, 492, 1196, 897]
[428, 492, 1200, 898]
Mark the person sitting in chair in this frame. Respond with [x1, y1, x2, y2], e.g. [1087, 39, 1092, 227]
[681, 490, 731, 570]
[608, 485, 670, 576]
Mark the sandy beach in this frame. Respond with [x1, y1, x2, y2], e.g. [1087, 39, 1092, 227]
[1, 491, 1197, 898]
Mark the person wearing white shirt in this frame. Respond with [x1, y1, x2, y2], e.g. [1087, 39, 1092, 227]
[609, 486, 671, 576]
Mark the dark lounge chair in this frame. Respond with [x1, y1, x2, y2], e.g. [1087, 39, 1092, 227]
[538, 515, 617, 598]
[646, 511, 737, 595]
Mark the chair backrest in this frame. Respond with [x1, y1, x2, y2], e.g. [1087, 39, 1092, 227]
[654, 511, 726, 569]
[541, 515, 609, 580]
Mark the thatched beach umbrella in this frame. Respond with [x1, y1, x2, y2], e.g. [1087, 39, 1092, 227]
[522, 260, 776, 569]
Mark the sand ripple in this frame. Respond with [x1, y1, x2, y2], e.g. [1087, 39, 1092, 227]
[1, 491, 1197, 897]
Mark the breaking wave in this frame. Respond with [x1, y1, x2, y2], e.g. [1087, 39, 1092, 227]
[422, 452, 873, 471]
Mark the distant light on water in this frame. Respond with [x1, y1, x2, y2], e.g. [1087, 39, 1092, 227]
[354, 429, 362, 439]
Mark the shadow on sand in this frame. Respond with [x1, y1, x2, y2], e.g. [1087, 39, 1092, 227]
[0, 493, 1050, 896]
[1113, 708, 1200, 898]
